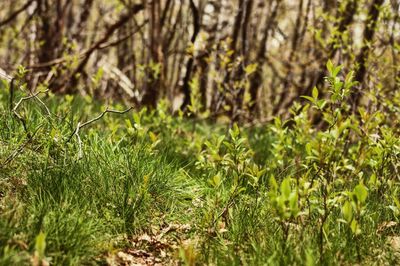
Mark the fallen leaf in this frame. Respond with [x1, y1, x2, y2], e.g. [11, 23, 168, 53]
[388, 236, 400, 253]
[377, 221, 398, 235]
[117, 251, 134, 263]
[138, 234, 152, 242]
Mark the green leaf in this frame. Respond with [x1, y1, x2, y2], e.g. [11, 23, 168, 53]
[312, 87, 319, 99]
[305, 248, 315, 266]
[217, 135, 226, 146]
[223, 141, 234, 151]
[350, 219, 361, 235]
[344, 71, 354, 85]
[280, 178, 291, 199]
[230, 123, 240, 138]
[300, 96, 315, 103]
[133, 113, 141, 125]
[274, 117, 282, 128]
[149, 131, 158, 143]
[354, 183, 368, 204]
[316, 99, 327, 110]
[269, 176, 278, 192]
[245, 63, 258, 75]
[342, 201, 353, 223]
[326, 60, 343, 77]
[210, 174, 222, 188]
[332, 65, 343, 77]
[327, 60, 334, 75]
[35, 231, 46, 259]
[289, 192, 299, 216]
[125, 119, 133, 129]
[368, 173, 377, 187]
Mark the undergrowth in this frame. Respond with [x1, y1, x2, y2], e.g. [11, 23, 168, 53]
[0, 62, 399, 265]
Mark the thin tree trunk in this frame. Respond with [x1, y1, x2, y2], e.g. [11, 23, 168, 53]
[142, 0, 163, 108]
[181, 0, 201, 111]
[351, 0, 385, 111]
[248, 1, 280, 115]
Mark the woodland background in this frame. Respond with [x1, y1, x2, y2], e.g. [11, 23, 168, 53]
[0, 0, 398, 122]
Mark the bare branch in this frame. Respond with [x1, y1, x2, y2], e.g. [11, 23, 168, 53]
[13, 89, 49, 113]
[12, 88, 49, 137]
[79, 106, 133, 129]
[66, 106, 133, 159]
[27, 20, 148, 70]
[0, 125, 42, 168]
[0, 0, 34, 28]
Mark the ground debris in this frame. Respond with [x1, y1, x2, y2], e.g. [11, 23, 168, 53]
[106, 223, 192, 265]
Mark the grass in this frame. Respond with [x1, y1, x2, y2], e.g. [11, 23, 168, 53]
[0, 76, 400, 265]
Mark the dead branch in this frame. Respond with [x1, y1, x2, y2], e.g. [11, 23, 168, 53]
[11, 88, 49, 137]
[79, 106, 133, 129]
[67, 106, 133, 159]
[13, 89, 49, 113]
[0, 125, 42, 168]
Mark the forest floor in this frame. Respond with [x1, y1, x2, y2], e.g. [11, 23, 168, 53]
[1, 86, 400, 265]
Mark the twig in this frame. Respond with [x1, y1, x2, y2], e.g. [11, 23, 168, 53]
[12, 88, 49, 137]
[0, 0, 34, 28]
[9, 78, 15, 111]
[67, 106, 133, 159]
[32, 92, 51, 116]
[0, 125, 42, 168]
[212, 184, 240, 227]
[74, 122, 83, 159]
[13, 89, 49, 112]
[79, 106, 133, 130]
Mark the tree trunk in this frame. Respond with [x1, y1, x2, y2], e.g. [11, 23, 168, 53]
[351, 0, 385, 111]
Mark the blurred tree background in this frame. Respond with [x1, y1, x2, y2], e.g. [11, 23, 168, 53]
[0, 0, 399, 122]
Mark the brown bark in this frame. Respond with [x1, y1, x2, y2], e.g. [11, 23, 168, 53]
[248, 1, 280, 114]
[308, 0, 358, 92]
[232, 0, 253, 122]
[181, 0, 201, 111]
[141, 0, 163, 108]
[275, 0, 359, 115]
[62, 4, 145, 93]
[351, 0, 385, 111]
